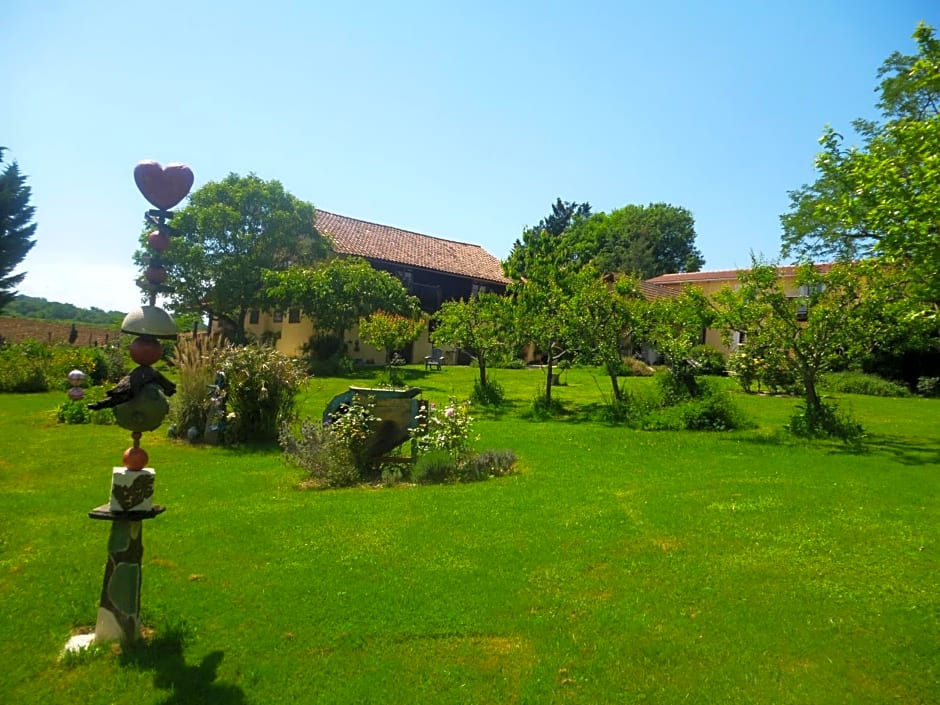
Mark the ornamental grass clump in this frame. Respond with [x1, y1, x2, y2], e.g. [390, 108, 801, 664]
[169, 334, 226, 439]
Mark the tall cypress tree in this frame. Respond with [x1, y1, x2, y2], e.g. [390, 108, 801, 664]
[0, 147, 37, 313]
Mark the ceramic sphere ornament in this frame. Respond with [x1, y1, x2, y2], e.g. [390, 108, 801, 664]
[129, 336, 163, 366]
[122, 446, 149, 471]
[68, 386, 85, 401]
[147, 230, 171, 252]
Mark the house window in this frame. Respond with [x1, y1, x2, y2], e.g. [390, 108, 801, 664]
[288, 308, 301, 324]
[249, 310, 260, 325]
[273, 310, 284, 323]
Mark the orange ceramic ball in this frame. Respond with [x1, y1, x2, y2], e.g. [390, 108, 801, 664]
[123, 446, 149, 471]
[147, 230, 171, 251]
[145, 265, 167, 284]
[129, 336, 163, 366]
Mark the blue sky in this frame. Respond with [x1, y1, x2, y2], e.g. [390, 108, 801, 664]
[3, 0, 937, 312]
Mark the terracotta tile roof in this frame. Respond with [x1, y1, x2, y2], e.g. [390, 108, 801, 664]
[315, 209, 511, 286]
[638, 281, 678, 299]
[645, 263, 833, 286]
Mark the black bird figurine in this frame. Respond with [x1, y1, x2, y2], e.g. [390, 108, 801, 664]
[88, 365, 177, 411]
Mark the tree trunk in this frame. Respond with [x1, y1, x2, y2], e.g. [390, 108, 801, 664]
[544, 348, 554, 405]
[606, 363, 623, 402]
[478, 355, 488, 389]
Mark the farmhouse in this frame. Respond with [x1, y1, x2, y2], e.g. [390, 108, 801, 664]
[645, 264, 834, 353]
[244, 210, 511, 362]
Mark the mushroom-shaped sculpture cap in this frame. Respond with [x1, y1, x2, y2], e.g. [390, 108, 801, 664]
[122, 306, 178, 339]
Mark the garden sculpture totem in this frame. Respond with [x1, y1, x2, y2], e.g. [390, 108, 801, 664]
[78, 161, 193, 647]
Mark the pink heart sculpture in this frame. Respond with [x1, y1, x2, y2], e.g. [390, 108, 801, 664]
[134, 161, 194, 210]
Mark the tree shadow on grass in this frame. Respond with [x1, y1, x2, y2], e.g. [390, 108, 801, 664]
[717, 429, 940, 466]
[121, 629, 248, 705]
[853, 433, 940, 466]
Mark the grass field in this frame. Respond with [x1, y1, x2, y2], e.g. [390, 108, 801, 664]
[1, 365, 937, 704]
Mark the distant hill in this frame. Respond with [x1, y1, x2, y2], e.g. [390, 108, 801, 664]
[3, 295, 125, 326]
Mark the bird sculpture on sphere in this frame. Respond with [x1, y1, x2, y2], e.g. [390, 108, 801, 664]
[88, 365, 177, 411]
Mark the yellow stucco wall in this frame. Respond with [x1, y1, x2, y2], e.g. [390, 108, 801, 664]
[243, 311, 457, 365]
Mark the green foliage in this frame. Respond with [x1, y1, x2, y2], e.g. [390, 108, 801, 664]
[433, 292, 514, 391]
[503, 197, 592, 279]
[263, 257, 420, 340]
[5, 294, 124, 325]
[412, 397, 477, 468]
[564, 202, 705, 278]
[279, 417, 361, 488]
[781, 23, 940, 308]
[644, 382, 752, 432]
[146, 172, 330, 341]
[646, 287, 714, 399]
[301, 333, 353, 376]
[617, 357, 655, 377]
[0, 339, 49, 391]
[0, 339, 125, 393]
[221, 344, 306, 444]
[412, 449, 459, 484]
[690, 344, 726, 376]
[56, 396, 115, 425]
[567, 268, 650, 403]
[327, 393, 381, 474]
[917, 376, 940, 397]
[726, 346, 797, 394]
[459, 449, 518, 481]
[715, 259, 922, 419]
[471, 377, 504, 406]
[0, 148, 37, 313]
[787, 400, 864, 443]
[358, 311, 424, 361]
[821, 371, 912, 397]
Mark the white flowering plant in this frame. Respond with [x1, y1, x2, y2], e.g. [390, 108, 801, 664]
[411, 396, 477, 467]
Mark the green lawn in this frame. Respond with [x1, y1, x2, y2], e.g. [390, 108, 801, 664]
[1, 366, 938, 704]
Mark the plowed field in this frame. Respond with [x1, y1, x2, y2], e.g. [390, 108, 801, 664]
[0, 317, 121, 345]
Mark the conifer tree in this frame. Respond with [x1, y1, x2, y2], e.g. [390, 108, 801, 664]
[0, 147, 37, 313]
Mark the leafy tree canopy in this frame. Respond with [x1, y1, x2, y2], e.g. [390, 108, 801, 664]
[140, 172, 329, 342]
[0, 148, 37, 314]
[503, 198, 591, 279]
[262, 257, 420, 340]
[432, 292, 514, 389]
[781, 23, 940, 305]
[713, 259, 927, 419]
[564, 203, 705, 279]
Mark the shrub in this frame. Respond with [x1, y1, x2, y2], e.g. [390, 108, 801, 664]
[325, 394, 380, 475]
[821, 371, 912, 397]
[302, 334, 352, 376]
[413, 450, 459, 484]
[690, 345, 727, 376]
[222, 344, 306, 444]
[916, 376, 939, 398]
[56, 389, 116, 425]
[280, 417, 360, 488]
[617, 357, 655, 377]
[787, 400, 864, 443]
[643, 383, 752, 432]
[460, 449, 517, 481]
[471, 378, 504, 406]
[412, 397, 477, 468]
